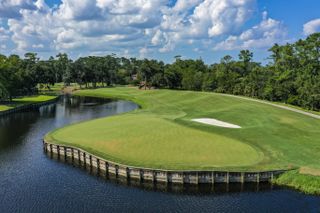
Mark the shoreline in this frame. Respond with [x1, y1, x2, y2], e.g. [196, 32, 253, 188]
[43, 87, 320, 195]
[273, 170, 320, 195]
[43, 141, 286, 184]
[0, 96, 59, 117]
[44, 133, 320, 195]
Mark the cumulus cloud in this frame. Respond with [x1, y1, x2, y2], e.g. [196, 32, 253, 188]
[214, 12, 287, 50]
[171, 0, 202, 12]
[0, 0, 289, 56]
[5, 0, 165, 53]
[0, 27, 11, 41]
[7, 0, 54, 52]
[0, 0, 36, 18]
[303, 19, 320, 35]
[153, 0, 256, 52]
[190, 0, 256, 37]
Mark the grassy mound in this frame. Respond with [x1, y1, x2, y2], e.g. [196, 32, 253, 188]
[45, 87, 320, 172]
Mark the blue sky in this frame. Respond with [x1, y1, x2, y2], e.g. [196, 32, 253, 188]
[0, 0, 319, 64]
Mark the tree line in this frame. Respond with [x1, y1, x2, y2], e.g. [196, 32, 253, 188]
[0, 33, 319, 110]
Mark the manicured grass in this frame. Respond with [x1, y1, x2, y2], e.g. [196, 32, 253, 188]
[48, 114, 262, 170]
[0, 105, 13, 111]
[12, 95, 57, 103]
[45, 87, 320, 172]
[0, 95, 57, 112]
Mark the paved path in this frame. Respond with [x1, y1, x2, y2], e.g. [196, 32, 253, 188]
[221, 94, 320, 120]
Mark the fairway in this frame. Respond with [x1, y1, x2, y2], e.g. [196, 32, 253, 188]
[45, 87, 320, 171]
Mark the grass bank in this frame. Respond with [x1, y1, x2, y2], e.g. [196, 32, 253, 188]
[45, 87, 320, 174]
[0, 95, 57, 112]
[274, 170, 320, 195]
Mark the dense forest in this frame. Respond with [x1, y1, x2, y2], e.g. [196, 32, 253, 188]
[0, 33, 319, 111]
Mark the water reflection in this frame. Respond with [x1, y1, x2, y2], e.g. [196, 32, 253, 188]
[0, 111, 40, 150]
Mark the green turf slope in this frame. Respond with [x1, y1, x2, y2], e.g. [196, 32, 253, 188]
[0, 95, 57, 112]
[45, 87, 320, 171]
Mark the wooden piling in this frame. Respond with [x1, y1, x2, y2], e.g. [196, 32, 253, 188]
[57, 145, 60, 158]
[89, 155, 92, 168]
[71, 148, 74, 162]
[43, 141, 47, 153]
[97, 158, 100, 175]
[105, 162, 109, 176]
[64, 147, 67, 160]
[83, 152, 86, 167]
[126, 167, 130, 179]
[226, 172, 229, 183]
[139, 169, 143, 182]
[211, 175, 215, 191]
[212, 171, 215, 184]
[42, 141, 287, 185]
[115, 165, 119, 177]
[152, 171, 156, 183]
[196, 172, 199, 184]
[241, 172, 244, 183]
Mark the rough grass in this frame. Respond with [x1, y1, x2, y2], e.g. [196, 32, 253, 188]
[274, 170, 320, 195]
[0, 95, 57, 112]
[45, 87, 320, 172]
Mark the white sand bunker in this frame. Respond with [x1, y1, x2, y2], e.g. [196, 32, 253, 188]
[192, 118, 241, 129]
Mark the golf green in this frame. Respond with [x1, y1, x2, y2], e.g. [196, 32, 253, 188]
[45, 87, 320, 171]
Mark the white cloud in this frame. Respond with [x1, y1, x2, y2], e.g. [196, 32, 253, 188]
[0, 0, 36, 18]
[171, 0, 202, 12]
[303, 19, 320, 35]
[1, 0, 289, 56]
[214, 12, 287, 50]
[7, 2, 54, 52]
[32, 43, 44, 48]
[139, 46, 151, 58]
[151, 30, 165, 45]
[6, 0, 164, 53]
[0, 27, 13, 54]
[155, 0, 256, 52]
[190, 0, 256, 37]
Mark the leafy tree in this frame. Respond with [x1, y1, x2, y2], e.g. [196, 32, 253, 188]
[0, 33, 319, 111]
